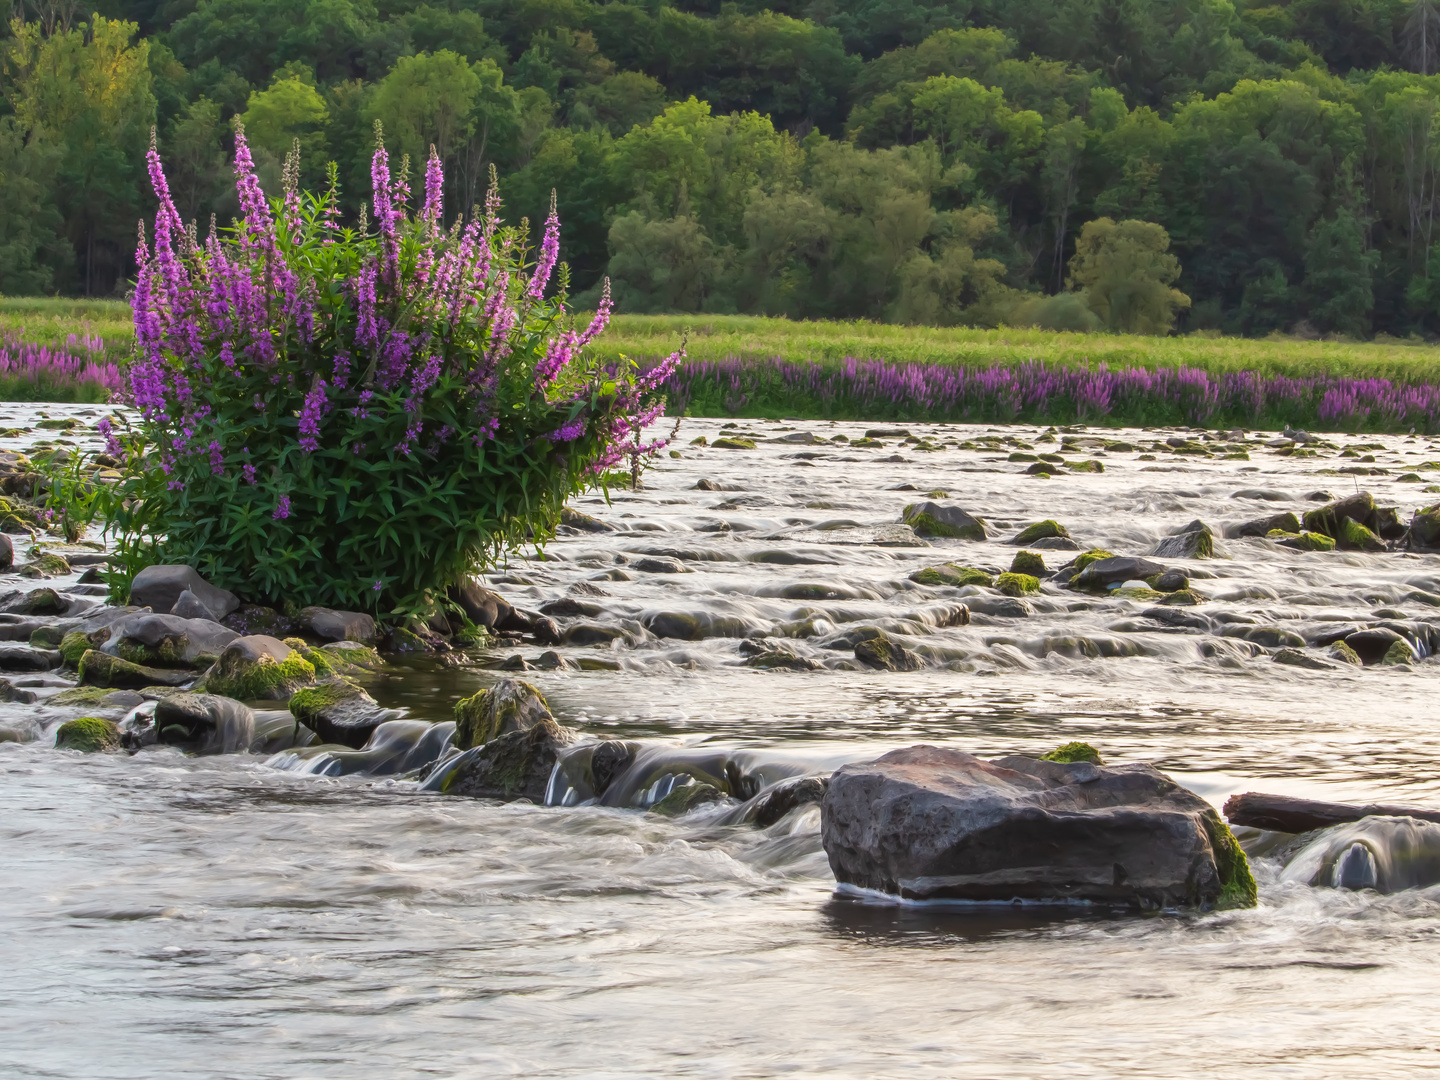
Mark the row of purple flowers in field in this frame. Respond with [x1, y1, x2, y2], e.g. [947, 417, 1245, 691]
[651, 354, 1440, 431]
[0, 343, 125, 396]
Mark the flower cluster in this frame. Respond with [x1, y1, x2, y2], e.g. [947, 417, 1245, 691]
[658, 355, 1440, 433]
[107, 127, 676, 616]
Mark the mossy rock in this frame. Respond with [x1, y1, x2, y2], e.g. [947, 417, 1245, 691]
[1040, 741, 1103, 765]
[850, 437, 884, 448]
[1340, 517, 1385, 552]
[20, 552, 72, 578]
[1013, 519, 1069, 544]
[995, 572, 1040, 597]
[385, 626, 430, 653]
[29, 624, 68, 649]
[1068, 459, 1105, 473]
[1382, 639, 1416, 666]
[924, 489, 949, 498]
[1268, 529, 1336, 552]
[283, 638, 337, 678]
[651, 781, 724, 817]
[909, 564, 993, 587]
[1008, 452, 1038, 462]
[1327, 641, 1363, 665]
[49, 685, 121, 707]
[1070, 549, 1116, 575]
[454, 678, 554, 750]
[55, 716, 120, 752]
[203, 642, 315, 700]
[77, 650, 192, 689]
[901, 502, 988, 540]
[1010, 550, 1046, 577]
[853, 630, 923, 672]
[1202, 809, 1258, 910]
[58, 630, 96, 668]
[712, 436, 756, 450]
[321, 641, 384, 673]
[287, 678, 367, 721]
[1224, 451, 1251, 460]
[689, 435, 707, 446]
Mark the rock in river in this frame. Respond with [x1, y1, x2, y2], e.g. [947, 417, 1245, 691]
[821, 745, 1256, 909]
[901, 501, 990, 541]
[129, 564, 240, 620]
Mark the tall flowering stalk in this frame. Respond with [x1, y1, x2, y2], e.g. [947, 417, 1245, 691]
[86, 126, 678, 618]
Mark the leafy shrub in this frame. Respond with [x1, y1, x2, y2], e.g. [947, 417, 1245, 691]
[73, 126, 678, 620]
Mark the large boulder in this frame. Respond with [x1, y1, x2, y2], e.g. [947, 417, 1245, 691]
[297, 606, 377, 643]
[101, 612, 238, 669]
[1071, 555, 1165, 590]
[821, 745, 1256, 910]
[288, 679, 400, 749]
[153, 692, 256, 754]
[55, 716, 121, 752]
[201, 635, 315, 700]
[901, 502, 991, 541]
[76, 650, 193, 688]
[129, 565, 240, 620]
[453, 678, 554, 749]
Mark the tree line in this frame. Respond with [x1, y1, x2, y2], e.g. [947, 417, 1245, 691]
[5, 0, 1440, 337]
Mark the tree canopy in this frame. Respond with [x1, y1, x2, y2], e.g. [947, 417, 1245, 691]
[2, 0, 1440, 336]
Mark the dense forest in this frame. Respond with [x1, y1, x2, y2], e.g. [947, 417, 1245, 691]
[5, 0, 1440, 338]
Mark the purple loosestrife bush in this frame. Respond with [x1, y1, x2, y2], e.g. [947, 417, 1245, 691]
[83, 127, 678, 619]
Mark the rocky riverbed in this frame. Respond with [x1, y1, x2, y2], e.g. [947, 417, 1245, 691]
[8, 406, 1440, 1077]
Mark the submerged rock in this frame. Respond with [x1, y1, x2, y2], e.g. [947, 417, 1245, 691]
[430, 717, 579, 801]
[853, 630, 923, 671]
[901, 501, 990, 541]
[1281, 816, 1440, 893]
[1302, 492, 1377, 539]
[821, 745, 1256, 909]
[909, 564, 993, 587]
[748, 775, 830, 826]
[153, 692, 256, 754]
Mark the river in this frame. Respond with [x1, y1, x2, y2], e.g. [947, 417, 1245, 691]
[4, 408, 1440, 1077]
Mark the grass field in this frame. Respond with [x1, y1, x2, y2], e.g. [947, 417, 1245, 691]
[9, 301, 1440, 428]
[595, 314, 1440, 382]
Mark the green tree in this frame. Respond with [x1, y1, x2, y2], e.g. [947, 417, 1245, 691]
[606, 207, 723, 312]
[165, 96, 231, 221]
[571, 71, 668, 135]
[1302, 208, 1378, 336]
[4, 16, 156, 295]
[0, 116, 71, 294]
[1067, 217, 1191, 333]
[240, 72, 329, 187]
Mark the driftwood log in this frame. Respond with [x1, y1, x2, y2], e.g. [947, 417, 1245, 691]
[1224, 791, 1440, 833]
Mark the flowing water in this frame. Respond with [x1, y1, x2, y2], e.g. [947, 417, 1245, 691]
[7, 410, 1440, 1077]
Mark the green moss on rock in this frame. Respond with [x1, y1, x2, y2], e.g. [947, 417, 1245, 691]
[78, 650, 191, 689]
[713, 436, 756, 449]
[20, 551, 72, 578]
[55, 716, 120, 752]
[1013, 519, 1069, 544]
[205, 648, 315, 700]
[288, 678, 364, 722]
[1203, 809, 1259, 910]
[1010, 550, 1046, 577]
[909, 564, 993, 587]
[48, 685, 119, 707]
[1070, 549, 1116, 575]
[1340, 517, 1385, 551]
[995, 572, 1040, 597]
[1383, 639, 1416, 665]
[1156, 589, 1205, 606]
[1041, 741, 1104, 765]
[650, 781, 724, 817]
